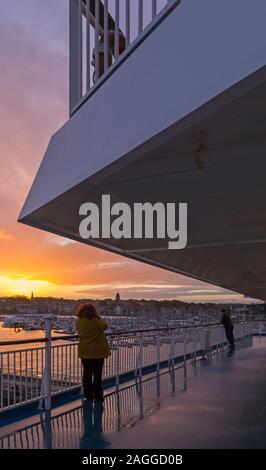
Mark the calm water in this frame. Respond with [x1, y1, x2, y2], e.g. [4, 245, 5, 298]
[0, 324, 68, 352]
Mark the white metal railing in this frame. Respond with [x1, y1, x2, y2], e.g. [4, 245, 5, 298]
[0, 322, 254, 414]
[0, 347, 45, 411]
[69, 0, 181, 115]
[0, 371, 188, 449]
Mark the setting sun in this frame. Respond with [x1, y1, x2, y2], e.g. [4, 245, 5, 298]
[0, 274, 53, 297]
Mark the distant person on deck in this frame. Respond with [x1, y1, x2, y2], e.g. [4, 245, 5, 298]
[221, 309, 235, 353]
[91, 30, 126, 81]
[76, 304, 111, 402]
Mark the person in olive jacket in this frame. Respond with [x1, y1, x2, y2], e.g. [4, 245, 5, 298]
[76, 304, 111, 402]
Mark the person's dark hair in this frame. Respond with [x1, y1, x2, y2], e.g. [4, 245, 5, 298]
[75, 303, 100, 320]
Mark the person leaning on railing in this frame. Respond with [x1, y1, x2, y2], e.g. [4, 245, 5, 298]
[91, 30, 126, 81]
[75, 304, 111, 402]
[221, 309, 235, 354]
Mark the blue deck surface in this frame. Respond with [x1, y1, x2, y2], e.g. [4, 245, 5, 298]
[0, 337, 265, 449]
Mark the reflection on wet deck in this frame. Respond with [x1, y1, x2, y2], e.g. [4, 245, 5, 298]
[1, 337, 265, 449]
[0, 366, 183, 449]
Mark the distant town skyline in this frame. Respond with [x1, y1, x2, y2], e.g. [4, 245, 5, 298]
[0, 0, 259, 303]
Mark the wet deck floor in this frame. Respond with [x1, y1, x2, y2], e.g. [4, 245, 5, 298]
[1, 337, 266, 449]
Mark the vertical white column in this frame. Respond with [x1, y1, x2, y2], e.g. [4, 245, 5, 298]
[152, 0, 157, 19]
[169, 335, 175, 369]
[44, 318, 52, 410]
[183, 332, 187, 390]
[115, 0, 120, 59]
[139, 337, 143, 378]
[0, 354, 3, 410]
[193, 331, 197, 366]
[156, 335, 160, 373]
[95, 0, 100, 82]
[69, 0, 83, 114]
[126, 0, 130, 48]
[116, 338, 120, 387]
[7, 353, 10, 407]
[86, 0, 91, 91]
[138, 0, 143, 34]
[104, 0, 109, 72]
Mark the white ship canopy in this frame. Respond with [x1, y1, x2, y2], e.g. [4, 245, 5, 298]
[19, 0, 266, 301]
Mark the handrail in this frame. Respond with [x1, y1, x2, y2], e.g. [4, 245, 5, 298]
[0, 321, 247, 347]
[70, 0, 181, 115]
[51, 321, 226, 342]
[0, 338, 48, 347]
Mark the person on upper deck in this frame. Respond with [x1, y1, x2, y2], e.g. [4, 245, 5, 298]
[91, 30, 126, 81]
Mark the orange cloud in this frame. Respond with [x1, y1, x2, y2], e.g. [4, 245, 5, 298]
[0, 229, 14, 242]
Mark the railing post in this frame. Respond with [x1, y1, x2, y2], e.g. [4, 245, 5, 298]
[208, 328, 212, 360]
[135, 336, 143, 379]
[193, 330, 197, 367]
[116, 338, 120, 388]
[0, 354, 3, 410]
[138, 0, 143, 34]
[169, 334, 175, 370]
[215, 327, 219, 356]
[156, 335, 160, 373]
[104, 0, 109, 72]
[200, 328, 206, 358]
[126, 0, 131, 47]
[183, 332, 187, 390]
[152, 0, 157, 19]
[115, 0, 120, 59]
[139, 337, 143, 378]
[69, 0, 83, 114]
[95, 0, 100, 82]
[86, 0, 91, 91]
[44, 317, 52, 410]
[156, 372, 160, 406]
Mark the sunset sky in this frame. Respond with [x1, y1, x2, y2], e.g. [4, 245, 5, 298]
[0, 0, 256, 302]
